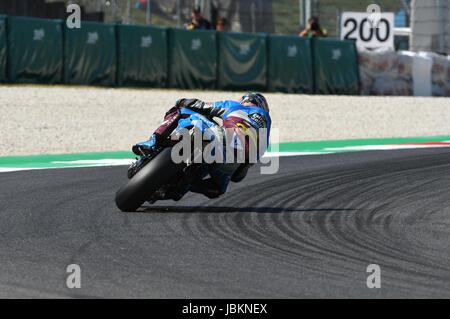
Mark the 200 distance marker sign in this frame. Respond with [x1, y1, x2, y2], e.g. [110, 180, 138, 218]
[341, 11, 395, 50]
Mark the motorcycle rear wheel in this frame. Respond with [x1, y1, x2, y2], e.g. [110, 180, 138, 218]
[115, 147, 184, 212]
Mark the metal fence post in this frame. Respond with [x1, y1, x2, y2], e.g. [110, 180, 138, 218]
[146, 0, 151, 24]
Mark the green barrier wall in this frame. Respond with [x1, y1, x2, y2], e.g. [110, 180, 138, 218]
[168, 29, 217, 89]
[64, 22, 116, 86]
[268, 35, 313, 94]
[117, 25, 167, 87]
[0, 14, 362, 95]
[218, 32, 267, 91]
[7, 16, 63, 83]
[0, 16, 6, 82]
[313, 38, 359, 95]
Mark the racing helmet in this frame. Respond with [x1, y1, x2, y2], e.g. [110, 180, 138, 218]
[240, 92, 269, 113]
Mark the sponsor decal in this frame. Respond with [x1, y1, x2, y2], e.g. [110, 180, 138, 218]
[249, 113, 267, 128]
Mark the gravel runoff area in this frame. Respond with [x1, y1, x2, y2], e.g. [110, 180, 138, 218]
[1, 85, 450, 156]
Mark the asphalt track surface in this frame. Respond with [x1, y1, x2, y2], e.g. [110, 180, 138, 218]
[1, 148, 450, 298]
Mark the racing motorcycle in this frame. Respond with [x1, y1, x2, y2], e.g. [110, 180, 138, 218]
[115, 107, 223, 212]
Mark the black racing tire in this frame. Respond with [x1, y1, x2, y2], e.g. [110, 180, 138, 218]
[115, 147, 184, 212]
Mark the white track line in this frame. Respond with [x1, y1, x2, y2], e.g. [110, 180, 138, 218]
[1, 145, 449, 173]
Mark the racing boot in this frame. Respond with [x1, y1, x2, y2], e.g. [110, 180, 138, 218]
[132, 133, 159, 156]
[231, 163, 253, 183]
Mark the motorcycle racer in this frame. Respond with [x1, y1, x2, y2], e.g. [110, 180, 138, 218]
[132, 92, 272, 200]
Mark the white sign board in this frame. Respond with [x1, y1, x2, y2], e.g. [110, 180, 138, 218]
[341, 12, 395, 50]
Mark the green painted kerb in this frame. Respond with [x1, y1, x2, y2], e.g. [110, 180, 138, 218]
[1, 135, 450, 169]
[0, 151, 134, 169]
[268, 135, 450, 153]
